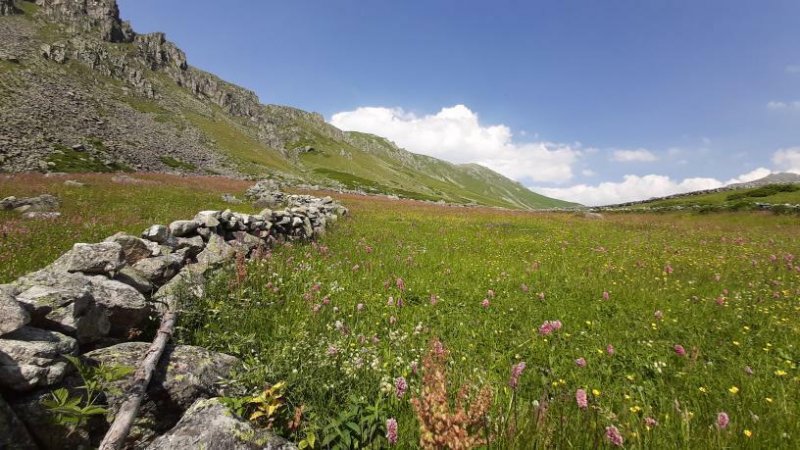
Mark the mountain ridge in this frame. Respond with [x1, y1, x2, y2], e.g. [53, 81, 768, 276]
[0, 0, 577, 209]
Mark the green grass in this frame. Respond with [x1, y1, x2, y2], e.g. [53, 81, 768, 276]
[0, 173, 255, 282]
[631, 184, 800, 210]
[46, 144, 133, 173]
[176, 198, 800, 449]
[159, 156, 197, 171]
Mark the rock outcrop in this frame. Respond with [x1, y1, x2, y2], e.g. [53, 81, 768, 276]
[0, 0, 18, 15]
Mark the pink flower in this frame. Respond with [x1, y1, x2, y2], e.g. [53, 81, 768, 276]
[322, 296, 331, 305]
[606, 425, 624, 447]
[509, 362, 526, 390]
[717, 412, 729, 429]
[575, 357, 587, 367]
[606, 344, 615, 355]
[356, 303, 365, 311]
[396, 277, 406, 292]
[481, 298, 490, 309]
[539, 320, 563, 336]
[327, 345, 339, 356]
[429, 294, 439, 305]
[386, 418, 398, 445]
[674, 344, 686, 357]
[575, 388, 588, 409]
[664, 264, 674, 275]
[602, 291, 610, 301]
[644, 417, 658, 429]
[395, 376, 408, 399]
[433, 339, 446, 357]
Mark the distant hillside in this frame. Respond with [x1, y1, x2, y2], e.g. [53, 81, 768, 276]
[0, 0, 576, 209]
[727, 172, 800, 189]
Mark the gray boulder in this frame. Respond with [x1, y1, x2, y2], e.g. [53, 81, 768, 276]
[147, 398, 296, 450]
[131, 254, 183, 286]
[14, 284, 110, 344]
[113, 266, 155, 295]
[104, 232, 159, 265]
[0, 327, 77, 391]
[168, 220, 199, 237]
[174, 235, 205, 258]
[196, 234, 235, 270]
[86, 276, 151, 339]
[194, 210, 221, 228]
[0, 290, 29, 336]
[79, 342, 240, 444]
[0, 395, 37, 450]
[62, 242, 125, 275]
[142, 225, 170, 244]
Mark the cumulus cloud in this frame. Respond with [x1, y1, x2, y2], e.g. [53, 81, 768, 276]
[772, 147, 800, 173]
[535, 166, 774, 206]
[767, 100, 800, 110]
[611, 149, 658, 162]
[330, 105, 580, 183]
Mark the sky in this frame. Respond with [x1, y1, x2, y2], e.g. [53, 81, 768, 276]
[119, 0, 800, 205]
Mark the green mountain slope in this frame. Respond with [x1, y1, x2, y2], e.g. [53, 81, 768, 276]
[0, 0, 577, 209]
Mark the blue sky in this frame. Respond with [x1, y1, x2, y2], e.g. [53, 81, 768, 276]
[119, 0, 800, 205]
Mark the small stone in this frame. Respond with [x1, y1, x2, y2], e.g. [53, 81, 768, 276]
[142, 224, 170, 243]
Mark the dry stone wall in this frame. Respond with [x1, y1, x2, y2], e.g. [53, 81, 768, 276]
[0, 187, 346, 449]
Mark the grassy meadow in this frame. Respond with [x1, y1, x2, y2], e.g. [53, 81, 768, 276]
[1, 174, 798, 448]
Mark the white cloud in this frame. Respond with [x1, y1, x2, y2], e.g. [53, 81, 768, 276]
[611, 149, 658, 162]
[535, 166, 774, 206]
[581, 169, 596, 177]
[767, 100, 800, 110]
[330, 105, 579, 183]
[772, 147, 800, 173]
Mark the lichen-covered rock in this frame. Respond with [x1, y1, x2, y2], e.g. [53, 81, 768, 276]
[196, 233, 235, 270]
[86, 276, 151, 339]
[79, 342, 241, 445]
[0, 395, 37, 450]
[131, 254, 183, 286]
[37, 0, 135, 43]
[174, 235, 205, 258]
[14, 283, 110, 344]
[168, 220, 199, 237]
[0, 290, 29, 336]
[113, 266, 155, 295]
[147, 398, 296, 450]
[194, 210, 221, 228]
[104, 232, 159, 265]
[0, 327, 77, 391]
[142, 224, 171, 244]
[0, 0, 18, 16]
[62, 242, 125, 275]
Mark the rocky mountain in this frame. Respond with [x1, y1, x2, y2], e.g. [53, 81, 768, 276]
[726, 172, 800, 189]
[0, 0, 577, 209]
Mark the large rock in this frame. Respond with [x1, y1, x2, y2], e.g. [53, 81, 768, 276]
[147, 398, 296, 450]
[14, 284, 110, 344]
[80, 342, 241, 445]
[86, 276, 151, 339]
[131, 254, 183, 286]
[0, 0, 19, 16]
[104, 232, 159, 265]
[61, 242, 125, 275]
[0, 327, 77, 391]
[0, 395, 37, 450]
[193, 210, 221, 228]
[0, 290, 29, 336]
[142, 225, 171, 244]
[113, 266, 155, 295]
[168, 220, 199, 237]
[195, 234, 235, 270]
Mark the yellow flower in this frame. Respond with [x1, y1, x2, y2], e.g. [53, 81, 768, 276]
[728, 386, 739, 395]
[592, 389, 601, 397]
[765, 397, 773, 403]
[630, 405, 642, 413]
[698, 386, 707, 393]
[626, 374, 636, 382]
[732, 341, 740, 346]
[744, 429, 753, 438]
[775, 370, 787, 377]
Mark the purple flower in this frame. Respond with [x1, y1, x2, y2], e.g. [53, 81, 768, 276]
[481, 298, 490, 309]
[606, 344, 615, 355]
[396, 277, 406, 292]
[602, 291, 610, 301]
[538, 320, 563, 336]
[717, 412, 730, 429]
[674, 344, 686, 357]
[576, 388, 588, 409]
[395, 376, 408, 399]
[575, 357, 587, 368]
[605, 425, 624, 447]
[509, 362, 526, 390]
[386, 418, 398, 445]
[644, 417, 658, 429]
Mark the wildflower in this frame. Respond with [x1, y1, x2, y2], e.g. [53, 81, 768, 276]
[432, 339, 446, 357]
[387, 296, 395, 306]
[386, 418, 398, 445]
[605, 425, 624, 447]
[396, 277, 406, 292]
[728, 386, 739, 395]
[654, 310, 664, 320]
[717, 412, 729, 429]
[775, 369, 787, 377]
[744, 366, 754, 375]
[538, 320, 562, 336]
[664, 264, 674, 275]
[644, 417, 658, 429]
[429, 294, 439, 305]
[602, 291, 610, 301]
[326, 345, 339, 356]
[592, 389, 601, 397]
[389, 316, 397, 325]
[576, 388, 588, 409]
[487, 289, 495, 298]
[410, 360, 418, 374]
[509, 362, 526, 390]
[744, 429, 752, 438]
[356, 303, 365, 312]
[538, 292, 546, 300]
[606, 344, 615, 355]
[521, 283, 529, 293]
[575, 357, 587, 368]
[481, 298, 490, 309]
[674, 344, 686, 356]
[395, 376, 408, 399]
[322, 296, 331, 305]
